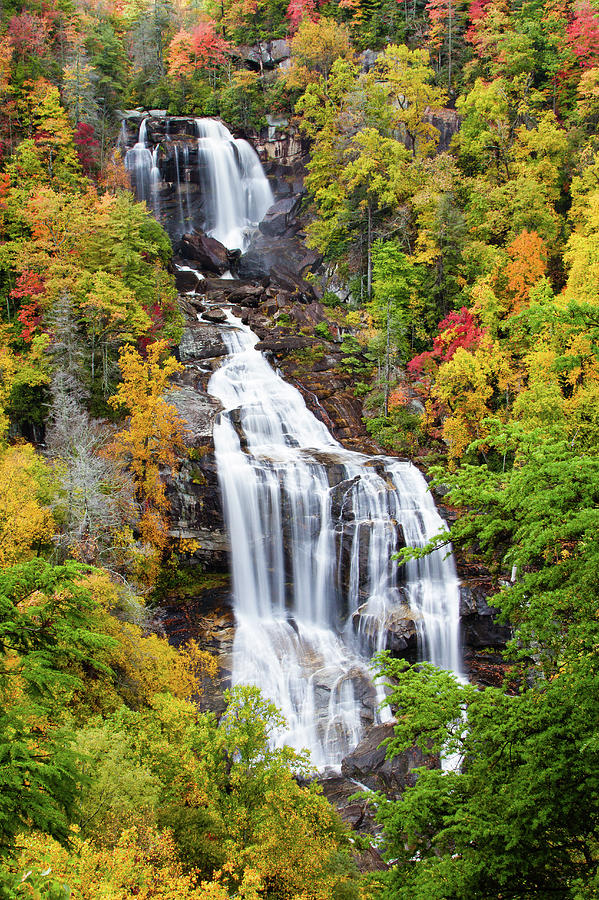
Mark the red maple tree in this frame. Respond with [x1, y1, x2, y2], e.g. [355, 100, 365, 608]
[74, 122, 99, 176]
[567, 0, 599, 68]
[408, 307, 485, 374]
[167, 21, 231, 77]
[286, 0, 318, 35]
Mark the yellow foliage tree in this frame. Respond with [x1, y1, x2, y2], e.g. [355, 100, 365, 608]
[0, 443, 54, 567]
[433, 336, 516, 460]
[15, 826, 211, 899]
[286, 18, 354, 91]
[74, 571, 217, 714]
[108, 341, 188, 582]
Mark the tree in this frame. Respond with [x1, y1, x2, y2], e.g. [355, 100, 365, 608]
[408, 306, 486, 374]
[167, 22, 231, 78]
[370, 240, 420, 413]
[374, 45, 446, 158]
[567, 0, 599, 70]
[285, 17, 354, 90]
[286, 0, 318, 34]
[12, 82, 83, 190]
[107, 341, 188, 579]
[0, 445, 54, 568]
[425, 0, 467, 91]
[7, 13, 51, 64]
[371, 429, 599, 896]
[504, 228, 547, 314]
[0, 559, 114, 859]
[62, 51, 99, 129]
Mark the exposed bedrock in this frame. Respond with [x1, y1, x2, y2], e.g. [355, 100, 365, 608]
[341, 723, 438, 795]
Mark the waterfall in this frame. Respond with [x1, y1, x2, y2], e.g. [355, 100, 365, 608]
[208, 313, 462, 770]
[195, 118, 273, 251]
[124, 116, 162, 220]
[124, 116, 273, 251]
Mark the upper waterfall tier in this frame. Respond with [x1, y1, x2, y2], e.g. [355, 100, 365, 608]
[123, 116, 273, 251]
[208, 313, 462, 770]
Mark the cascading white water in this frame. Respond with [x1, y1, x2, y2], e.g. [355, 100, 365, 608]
[124, 118, 153, 204]
[208, 313, 462, 770]
[124, 117, 163, 220]
[124, 116, 273, 250]
[195, 118, 273, 251]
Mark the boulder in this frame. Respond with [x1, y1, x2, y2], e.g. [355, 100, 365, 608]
[460, 583, 512, 648]
[178, 323, 228, 362]
[179, 232, 229, 274]
[259, 195, 302, 236]
[203, 307, 228, 324]
[270, 265, 318, 300]
[341, 723, 437, 798]
[318, 773, 380, 837]
[297, 248, 323, 275]
[174, 266, 202, 293]
[269, 40, 290, 63]
[226, 283, 265, 307]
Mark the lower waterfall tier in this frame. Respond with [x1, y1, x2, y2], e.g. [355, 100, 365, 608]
[208, 313, 462, 770]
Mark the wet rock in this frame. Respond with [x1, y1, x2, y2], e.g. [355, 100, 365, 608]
[178, 297, 204, 318]
[460, 583, 512, 649]
[156, 585, 234, 716]
[237, 233, 320, 298]
[270, 265, 319, 300]
[319, 773, 380, 837]
[203, 307, 228, 324]
[175, 266, 202, 293]
[297, 248, 323, 275]
[170, 385, 221, 441]
[256, 335, 316, 353]
[329, 476, 360, 520]
[259, 195, 302, 236]
[178, 323, 227, 362]
[179, 232, 229, 274]
[341, 723, 438, 798]
[464, 648, 512, 688]
[226, 283, 265, 306]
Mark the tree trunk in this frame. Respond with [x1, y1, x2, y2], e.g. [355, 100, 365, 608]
[448, 0, 453, 94]
[367, 202, 373, 302]
[384, 297, 391, 417]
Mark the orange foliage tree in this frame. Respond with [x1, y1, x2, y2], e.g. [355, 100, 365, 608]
[505, 229, 547, 314]
[107, 341, 188, 579]
[167, 22, 231, 78]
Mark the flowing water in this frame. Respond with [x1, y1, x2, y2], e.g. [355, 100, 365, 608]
[124, 116, 273, 251]
[195, 119, 273, 250]
[208, 314, 462, 769]
[125, 116, 463, 768]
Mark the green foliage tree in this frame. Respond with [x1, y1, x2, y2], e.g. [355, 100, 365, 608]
[0, 559, 114, 860]
[370, 240, 420, 411]
[373, 425, 599, 896]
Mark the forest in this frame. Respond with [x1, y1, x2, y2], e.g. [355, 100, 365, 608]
[0, 0, 598, 894]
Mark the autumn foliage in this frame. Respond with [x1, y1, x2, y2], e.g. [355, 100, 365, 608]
[167, 23, 231, 77]
[408, 308, 486, 374]
[107, 341, 188, 578]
